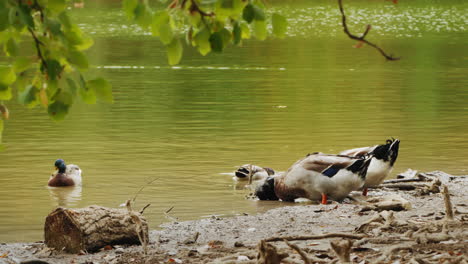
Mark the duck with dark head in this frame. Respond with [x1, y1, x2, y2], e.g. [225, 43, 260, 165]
[255, 153, 372, 204]
[48, 159, 82, 187]
[340, 138, 400, 196]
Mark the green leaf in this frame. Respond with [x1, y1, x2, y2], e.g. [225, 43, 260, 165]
[54, 89, 73, 105]
[188, 12, 201, 27]
[48, 101, 69, 121]
[0, 6, 9, 31]
[18, 5, 34, 28]
[272, 13, 287, 38]
[166, 38, 183, 65]
[240, 22, 250, 39]
[79, 85, 96, 104]
[66, 78, 78, 95]
[233, 22, 242, 45]
[9, 7, 24, 30]
[68, 50, 89, 70]
[48, 0, 67, 14]
[87, 78, 113, 103]
[45, 60, 62, 81]
[18, 85, 39, 108]
[46, 19, 62, 35]
[194, 27, 211, 56]
[123, 0, 138, 20]
[242, 4, 254, 23]
[13, 57, 32, 72]
[253, 5, 265, 21]
[159, 18, 174, 45]
[209, 31, 223, 52]
[134, 3, 152, 29]
[5, 38, 18, 56]
[220, 28, 231, 48]
[252, 20, 267, 40]
[0, 85, 12, 100]
[0, 68, 16, 86]
[151, 11, 169, 37]
[221, 0, 234, 8]
[58, 12, 72, 29]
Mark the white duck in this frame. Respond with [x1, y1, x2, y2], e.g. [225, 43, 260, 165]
[255, 153, 372, 204]
[340, 138, 400, 195]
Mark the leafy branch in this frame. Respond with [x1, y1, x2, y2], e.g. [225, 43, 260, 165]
[338, 0, 400, 61]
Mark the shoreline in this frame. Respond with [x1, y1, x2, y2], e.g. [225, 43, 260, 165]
[1, 171, 467, 264]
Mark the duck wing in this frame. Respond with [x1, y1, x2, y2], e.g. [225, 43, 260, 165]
[301, 154, 362, 177]
[339, 146, 376, 157]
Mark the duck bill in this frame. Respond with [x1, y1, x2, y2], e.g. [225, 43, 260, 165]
[388, 139, 400, 166]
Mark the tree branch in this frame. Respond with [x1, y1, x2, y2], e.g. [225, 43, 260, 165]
[338, 0, 400, 61]
[28, 28, 47, 71]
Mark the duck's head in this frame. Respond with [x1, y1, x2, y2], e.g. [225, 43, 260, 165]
[54, 159, 67, 173]
[255, 177, 279, 201]
[372, 138, 400, 166]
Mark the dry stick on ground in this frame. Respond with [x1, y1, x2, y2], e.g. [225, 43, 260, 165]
[338, 0, 400, 61]
[442, 185, 454, 220]
[265, 233, 365, 242]
[257, 240, 289, 264]
[330, 240, 353, 264]
[125, 200, 149, 255]
[283, 240, 311, 264]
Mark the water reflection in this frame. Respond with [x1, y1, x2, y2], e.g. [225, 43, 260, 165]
[48, 186, 83, 207]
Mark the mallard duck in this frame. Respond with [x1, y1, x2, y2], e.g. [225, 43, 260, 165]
[48, 159, 82, 187]
[234, 164, 275, 181]
[255, 153, 372, 204]
[340, 138, 400, 196]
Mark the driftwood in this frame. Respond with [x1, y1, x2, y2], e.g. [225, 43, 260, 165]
[330, 239, 353, 264]
[44, 205, 149, 253]
[264, 233, 365, 242]
[256, 240, 288, 264]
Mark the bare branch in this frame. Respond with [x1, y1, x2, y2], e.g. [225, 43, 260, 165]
[265, 233, 365, 242]
[284, 240, 311, 264]
[338, 0, 400, 61]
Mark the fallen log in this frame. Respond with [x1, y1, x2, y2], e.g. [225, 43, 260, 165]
[44, 205, 148, 253]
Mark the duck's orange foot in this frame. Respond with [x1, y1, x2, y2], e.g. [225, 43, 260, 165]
[362, 188, 368, 196]
[321, 193, 328, 205]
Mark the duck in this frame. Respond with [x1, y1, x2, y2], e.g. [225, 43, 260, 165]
[255, 153, 372, 204]
[339, 138, 400, 196]
[48, 159, 82, 187]
[234, 164, 276, 181]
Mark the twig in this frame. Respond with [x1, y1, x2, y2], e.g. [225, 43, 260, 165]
[383, 178, 424, 184]
[330, 239, 353, 263]
[265, 233, 365, 242]
[125, 200, 149, 254]
[139, 204, 151, 215]
[442, 185, 454, 220]
[337, 0, 400, 61]
[165, 206, 175, 214]
[28, 28, 47, 71]
[257, 240, 289, 264]
[284, 240, 311, 264]
[132, 177, 159, 202]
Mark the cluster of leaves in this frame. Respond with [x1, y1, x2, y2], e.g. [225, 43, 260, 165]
[122, 0, 288, 65]
[0, 0, 112, 144]
[0, 0, 287, 146]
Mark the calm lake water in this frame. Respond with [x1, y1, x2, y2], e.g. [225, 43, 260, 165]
[0, 0, 467, 242]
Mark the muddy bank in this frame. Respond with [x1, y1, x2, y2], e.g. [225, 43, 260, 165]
[0, 171, 467, 264]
